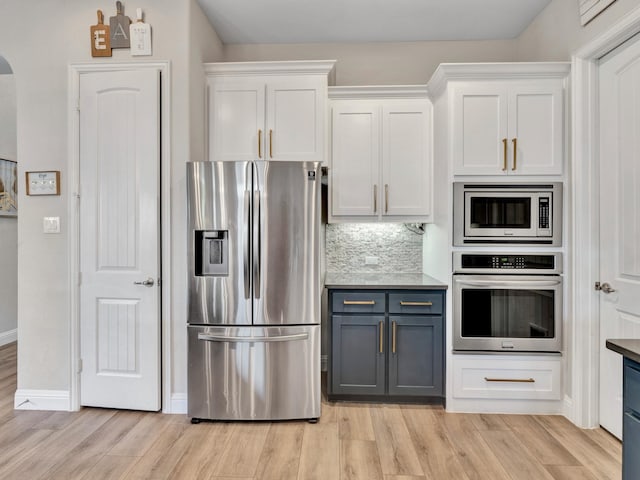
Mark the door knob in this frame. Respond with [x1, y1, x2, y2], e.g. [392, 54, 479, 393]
[134, 277, 155, 287]
[595, 281, 616, 294]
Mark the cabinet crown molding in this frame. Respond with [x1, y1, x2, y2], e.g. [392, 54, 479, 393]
[428, 62, 571, 99]
[329, 85, 429, 100]
[204, 60, 336, 78]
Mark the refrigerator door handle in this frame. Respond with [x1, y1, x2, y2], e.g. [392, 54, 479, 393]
[253, 190, 261, 299]
[243, 190, 251, 299]
[197, 332, 309, 343]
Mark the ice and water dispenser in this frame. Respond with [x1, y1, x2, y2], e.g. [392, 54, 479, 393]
[195, 230, 228, 276]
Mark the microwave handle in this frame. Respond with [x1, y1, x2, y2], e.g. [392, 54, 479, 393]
[455, 279, 561, 287]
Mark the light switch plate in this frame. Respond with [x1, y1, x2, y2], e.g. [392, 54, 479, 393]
[26, 171, 60, 196]
[43, 217, 60, 234]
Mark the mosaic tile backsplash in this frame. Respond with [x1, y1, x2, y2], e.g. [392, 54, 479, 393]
[325, 223, 423, 273]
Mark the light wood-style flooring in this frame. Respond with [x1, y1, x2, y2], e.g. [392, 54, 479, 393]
[0, 342, 621, 479]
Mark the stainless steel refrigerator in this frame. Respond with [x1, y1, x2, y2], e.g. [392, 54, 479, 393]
[186, 161, 321, 422]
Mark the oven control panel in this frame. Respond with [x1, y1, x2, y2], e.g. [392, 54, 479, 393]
[454, 252, 562, 274]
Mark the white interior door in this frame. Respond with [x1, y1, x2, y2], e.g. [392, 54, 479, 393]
[79, 68, 160, 411]
[598, 33, 640, 439]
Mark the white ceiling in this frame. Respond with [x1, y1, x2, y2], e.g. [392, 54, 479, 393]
[197, 0, 552, 44]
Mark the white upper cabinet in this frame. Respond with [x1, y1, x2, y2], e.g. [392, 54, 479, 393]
[429, 63, 570, 177]
[329, 86, 432, 222]
[205, 61, 335, 162]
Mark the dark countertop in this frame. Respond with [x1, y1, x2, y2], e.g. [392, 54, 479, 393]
[606, 339, 640, 364]
[324, 272, 447, 290]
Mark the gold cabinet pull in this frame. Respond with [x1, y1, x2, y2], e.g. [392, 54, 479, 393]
[392, 320, 397, 354]
[373, 184, 378, 213]
[484, 377, 535, 383]
[379, 321, 384, 353]
[512, 138, 517, 170]
[399, 301, 433, 306]
[385, 184, 389, 213]
[502, 138, 508, 171]
[258, 129, 262, 158]
[269, 129, 273, 158]
[343, 300, 375, 305]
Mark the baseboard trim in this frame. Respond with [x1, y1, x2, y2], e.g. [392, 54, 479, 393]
[14, 389, 71, 411]
[0, 329, 17, 347]
[168, 393, 187, 414]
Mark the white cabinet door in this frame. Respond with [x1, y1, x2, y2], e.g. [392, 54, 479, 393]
[381, 101, 431, 217]
[208, 78, 265, 162]
[452, 86, 508, 175]
[331, 103, 380, 216]
[452, 82, 564, 176]
[266, 78, 324, 161]
[508, 84, 563, 175]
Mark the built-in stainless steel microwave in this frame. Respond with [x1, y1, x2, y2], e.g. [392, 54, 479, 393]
[453, 182, 562, 246]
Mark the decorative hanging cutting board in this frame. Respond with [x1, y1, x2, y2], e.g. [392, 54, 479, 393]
[90, 10, 112, 57]
[130, 8, 152, 56]
[109, 1, 131, 48]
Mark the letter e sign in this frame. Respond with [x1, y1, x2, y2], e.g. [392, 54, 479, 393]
[90, 10, 112, 57]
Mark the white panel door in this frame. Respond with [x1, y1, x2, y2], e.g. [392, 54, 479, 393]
[266, 78, 324, 161]
[209, 78, 265, 161]
[452, 85, 508, 175]
[381, 101, 431, 217]
[79, 69, 160, 411]
[598, 33, 640, 439]
[331, 103, 380, 217]
[508, 84, 563, 175]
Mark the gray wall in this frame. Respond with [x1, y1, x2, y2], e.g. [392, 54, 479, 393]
[0, 72, 17, 343]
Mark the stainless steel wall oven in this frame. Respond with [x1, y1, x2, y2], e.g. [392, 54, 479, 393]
[453, 252, 562, 352]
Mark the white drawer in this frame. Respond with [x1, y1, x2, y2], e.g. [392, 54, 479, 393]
[452, 355, 562, 400]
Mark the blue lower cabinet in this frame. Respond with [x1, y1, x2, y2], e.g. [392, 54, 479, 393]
[328, 289, 445, 402]
[331, 315, 385, 395]
[624, 358, 640, 480]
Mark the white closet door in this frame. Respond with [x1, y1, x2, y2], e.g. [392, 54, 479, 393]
[79, 68, 161, 411]
[598, 33, 640, 439]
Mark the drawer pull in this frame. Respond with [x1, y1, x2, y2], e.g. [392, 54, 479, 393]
[484, 377, 535, 383]
[379, 321, 384, 353]
[343, 300, 376, 305]
[399, 301, 433, 306]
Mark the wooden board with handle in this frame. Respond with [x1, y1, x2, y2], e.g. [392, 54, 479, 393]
[90, 10, 112, 57]
[109, 1, 131, 48]
[130, 8, 152, 56]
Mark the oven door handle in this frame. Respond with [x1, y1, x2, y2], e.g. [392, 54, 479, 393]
[455, 279, 561, 287]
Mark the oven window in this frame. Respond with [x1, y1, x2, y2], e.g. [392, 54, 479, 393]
[460, 289, 555, 338]
[469, 197, 531, 228]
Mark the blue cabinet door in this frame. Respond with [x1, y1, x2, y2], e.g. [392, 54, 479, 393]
[331, 315, 386, 395]
[388, 315, 443, 396]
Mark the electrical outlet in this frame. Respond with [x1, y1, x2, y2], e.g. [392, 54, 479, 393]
[365, 256, 379, 265]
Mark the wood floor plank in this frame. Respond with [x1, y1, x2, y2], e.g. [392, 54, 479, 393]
[108, 413, 172, 457]
[338, 403, 376, 440]
[370, 405, 423, 476]
[384, 476, 426, 480]
[479, 429, 556, 480]
[255, 422, 304, 480]
[501, 414, 581, 466]
[297, 422, 339, 480]
[545, 465, 600, 480]
[122, 422, 188, 479]
[438, 412, 511, 480]
[82, 455, 139, 480]
[318, 398, 338, 424]
[401, 407, 470, 480]
[535, 417, 621, 480]
[213, 423, 269, 477]
[584, 427, 622, 458]
[468, 413, 510, 431]
[44, 410, 145, 479]
[341, 439, 384, 480]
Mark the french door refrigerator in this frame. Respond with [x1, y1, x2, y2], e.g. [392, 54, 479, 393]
[187, 161, 321, 422]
